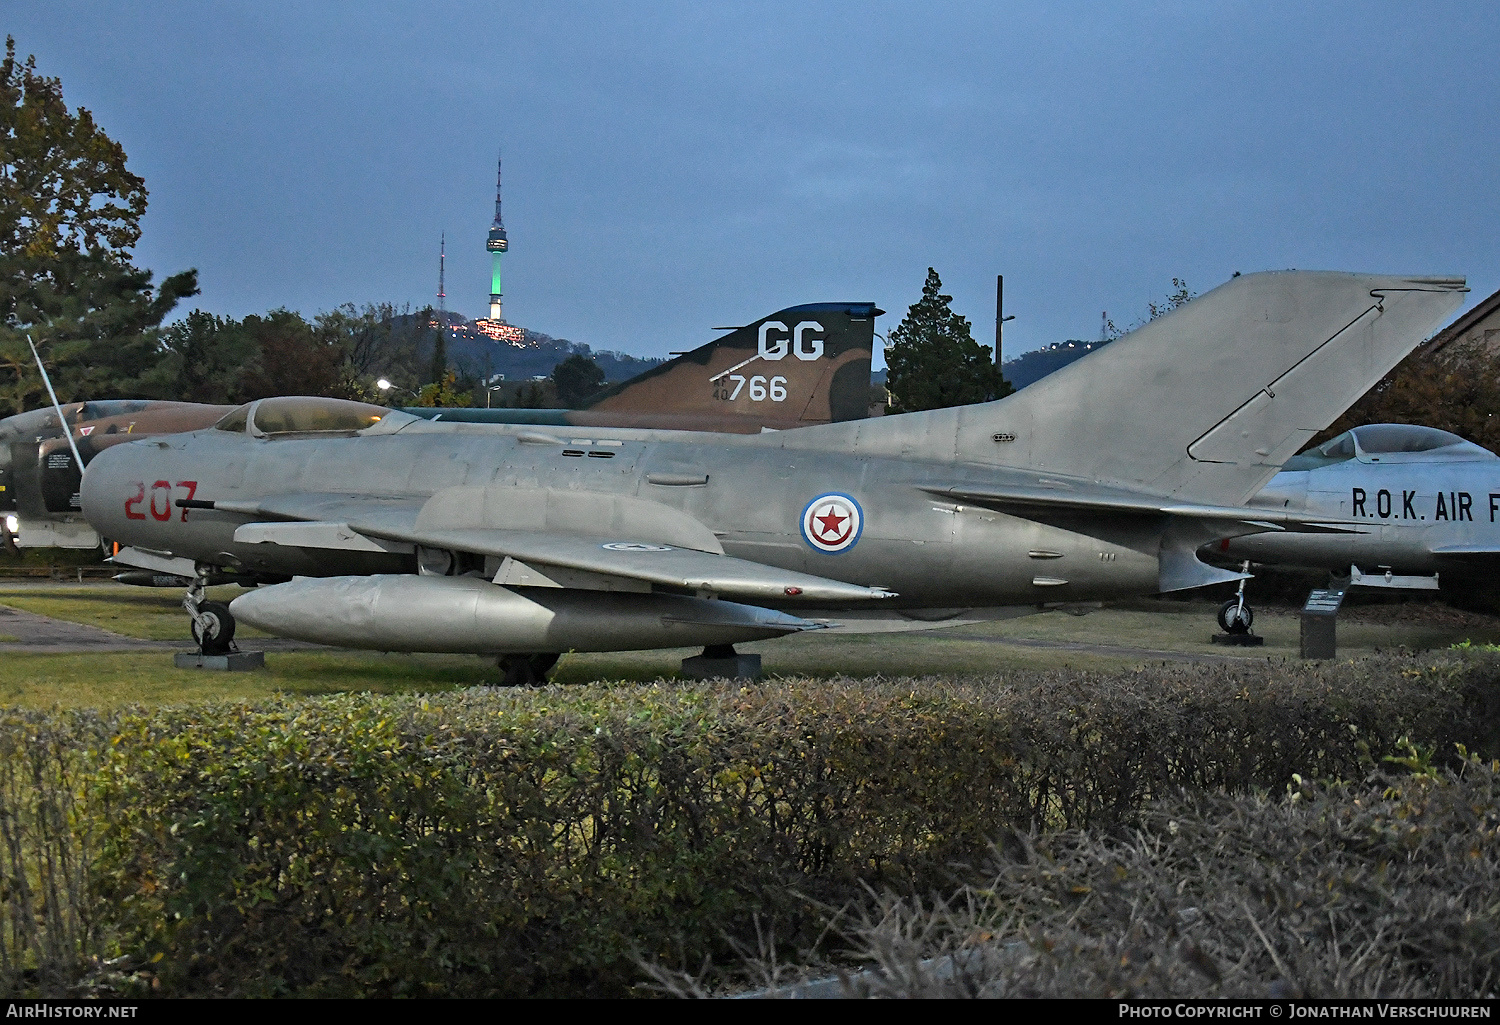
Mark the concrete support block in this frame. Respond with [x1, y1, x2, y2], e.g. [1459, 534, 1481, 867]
[680, 652, 762, 680]
[174, 651, 266, 671]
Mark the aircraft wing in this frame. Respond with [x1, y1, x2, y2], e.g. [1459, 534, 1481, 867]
[387, 527, 892, 603]
[208, 492, 426, 532]
[916, 482, 1363, 533]
[211, 491, 894, 604]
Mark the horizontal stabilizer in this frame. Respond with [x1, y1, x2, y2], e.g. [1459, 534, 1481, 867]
[917, 482, 1365, 533]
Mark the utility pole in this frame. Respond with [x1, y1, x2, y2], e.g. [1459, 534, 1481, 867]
[995, 274, 1015, 365]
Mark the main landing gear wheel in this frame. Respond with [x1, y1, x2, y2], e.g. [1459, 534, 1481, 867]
[191, 601, 236, 655]
[497, 653, 560, 688]
[1217, 599, 1254, 634]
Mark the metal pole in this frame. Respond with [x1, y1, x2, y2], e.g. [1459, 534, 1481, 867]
[26, 335, 85, 471]
[993, 275, 1015, 369]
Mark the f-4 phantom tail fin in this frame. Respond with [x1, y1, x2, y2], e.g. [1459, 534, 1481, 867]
[576, 302, 880, 431]
[796, 272, 1465, 506]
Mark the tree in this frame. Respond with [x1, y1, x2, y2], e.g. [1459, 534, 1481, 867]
[0, 37, 196, 413]
[884, 268, 1011, 412]
[417, 368, 471, 408]
[317, 302, 422, 402]
[551, 353, 605, 407]
[427, 324, 447, 385]
[138, 310, 257, 404]
[1102, 277, 1196, 341]
[1313, 348, 1500, 453]
[236, 309, 342, 400]
[1146, 277, 1195, 322]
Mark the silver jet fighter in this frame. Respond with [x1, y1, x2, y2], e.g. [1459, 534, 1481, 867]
[79, 272, 1466, 680]
[1213, 423, 1500, 619]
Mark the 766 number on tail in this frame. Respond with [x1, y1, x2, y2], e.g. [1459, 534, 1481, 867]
[714, 375, 787, 402]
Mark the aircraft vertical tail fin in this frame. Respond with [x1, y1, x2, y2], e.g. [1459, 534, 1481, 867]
[786, 271, 1466, 506]
[579, 302, 880, 429]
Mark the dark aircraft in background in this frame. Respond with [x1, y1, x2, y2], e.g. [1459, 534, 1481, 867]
[0, 400, 234, 550]
[404, 301, 880, 431]
[1208, 423, 1500, 628]
[0, 302, 878, 553]
[77, 271, 1465, 679]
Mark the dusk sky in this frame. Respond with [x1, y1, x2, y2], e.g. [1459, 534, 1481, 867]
[10, 2, 1500, 366]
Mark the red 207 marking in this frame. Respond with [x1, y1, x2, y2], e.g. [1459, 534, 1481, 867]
[149, 481, 172, 521]
[124, 480, 198, 523]
[175, 480, 197, 522]
[124, 483, 145, 520]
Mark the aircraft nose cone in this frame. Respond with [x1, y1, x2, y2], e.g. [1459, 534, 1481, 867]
[78, 437, 160, 540]
[77, 442, 121, 521]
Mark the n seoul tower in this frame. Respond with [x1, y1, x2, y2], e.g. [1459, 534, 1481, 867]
[486, 154, 508, 321]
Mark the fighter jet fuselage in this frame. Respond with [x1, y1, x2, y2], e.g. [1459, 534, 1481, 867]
[75, 271, 1471, 662]
[1222, 424, 1500, 582]
[83, 411, 1164, 609]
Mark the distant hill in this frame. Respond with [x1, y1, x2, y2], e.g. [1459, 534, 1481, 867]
[1001, 338, 1112, 390]
[432, 313, 664, 383]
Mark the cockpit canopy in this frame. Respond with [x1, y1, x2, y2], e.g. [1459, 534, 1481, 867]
[214, 396, 410, 437]
[1284, 424, 1491, 469]
[76, 399, 153, 421]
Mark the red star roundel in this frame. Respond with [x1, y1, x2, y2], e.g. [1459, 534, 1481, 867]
[800, 493, 863, 554]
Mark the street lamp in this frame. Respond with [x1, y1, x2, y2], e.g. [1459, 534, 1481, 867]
[484, 373, 505, 409]
[376, 378, 414, 400]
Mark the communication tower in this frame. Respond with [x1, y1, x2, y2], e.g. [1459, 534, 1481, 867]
[487, 154, 508, 321]
[438, 233, 446, 316]
[475, 154, 524, 343]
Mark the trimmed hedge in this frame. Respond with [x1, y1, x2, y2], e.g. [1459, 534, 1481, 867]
[0, 652, 1498, 996]
[785, 759, 1500, 998]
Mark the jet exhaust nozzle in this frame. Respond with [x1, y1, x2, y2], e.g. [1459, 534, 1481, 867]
[229, 574, 815, 654]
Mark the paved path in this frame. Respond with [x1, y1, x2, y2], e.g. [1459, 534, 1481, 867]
[0, 603, 334, 654]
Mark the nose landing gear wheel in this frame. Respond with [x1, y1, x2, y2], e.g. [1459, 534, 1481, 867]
[1217, 598, 1254, 634]
[191, 601, 236, 655]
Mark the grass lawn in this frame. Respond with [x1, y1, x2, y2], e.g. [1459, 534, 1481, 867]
[982, 596, 1500, 655]
[0, 584, 265, 641]
[0, 582, 1495, 710]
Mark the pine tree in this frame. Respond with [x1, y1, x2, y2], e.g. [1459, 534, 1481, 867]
[551, 353, 605, 407]
[884, 268, 1011, 413]
[427, 324, 447, 386]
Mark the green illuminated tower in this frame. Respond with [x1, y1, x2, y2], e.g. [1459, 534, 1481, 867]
[486, 154, 507, 321]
